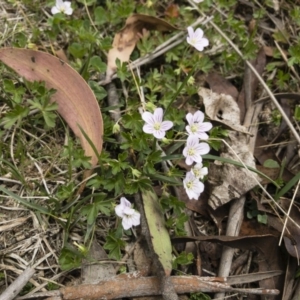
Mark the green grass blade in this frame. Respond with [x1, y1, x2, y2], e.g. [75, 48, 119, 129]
[275, 171, 300, 200]
[0, 185, 51, 214]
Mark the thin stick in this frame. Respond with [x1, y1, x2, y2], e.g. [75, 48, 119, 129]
[0, 267, 35, 300]
[279, 180, 300, 250]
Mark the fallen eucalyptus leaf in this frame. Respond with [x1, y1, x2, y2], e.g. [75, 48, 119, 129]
[0, 48, 103, 170]
[142, 190, 172, 276]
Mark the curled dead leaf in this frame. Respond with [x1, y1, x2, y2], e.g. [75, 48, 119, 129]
[105, 14, 179, 83]
[198, 88, 250, 135]
[199, 87, 259, 209]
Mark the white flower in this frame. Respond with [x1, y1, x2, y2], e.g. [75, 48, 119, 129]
[186, 26, 209, 52]
[186, 110, 212, 140]
[183, 171, 204, 200]
[142, 108, 173, 139]
[191, 163, 208, 179]
[183, 136, 210, 165]
[51, 0, 73, 15]
[193, 0, 204, 3]
[115, 197, 141, 230]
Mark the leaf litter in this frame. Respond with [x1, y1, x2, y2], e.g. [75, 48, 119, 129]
[0, 1, 300, 300]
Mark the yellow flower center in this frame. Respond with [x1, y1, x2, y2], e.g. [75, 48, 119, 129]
[190, 124, 198, 133]
[153, 122, 161, 130]
[186, 181, 193, 189]
[193, 169, 200, 177]
[190, 38, 197, 45]
[187, 148, 195, 156]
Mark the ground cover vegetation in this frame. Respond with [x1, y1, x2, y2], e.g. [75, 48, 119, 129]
[0, 0, 300, 299]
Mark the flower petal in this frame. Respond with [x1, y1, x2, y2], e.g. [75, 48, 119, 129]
[200, 167, 208, 177]
[153, 130, 166, 139]
[197, 132, 209, 140]
[193, 110, 205, 123]
[142, 112, 155, 125]
[65, 7, 73, 15]
[196, 142, 210, 155]
[64, 1, 72, 7]
[187, 135, 199, 147]
[115, 204, 124, 218]
[120, 197, 131, 208]
[131, 211, 141, 226]
[186, 112, 194, 125]
[160, 120, 173, 131]
[122, 217, 133, 230]
[194, 40, 209, 51]
[183, 172, 204, 200]
[191, 153, 203, 163]
[187, 26, 194, 38]
[185, 156, 195, 165]
[143, 124, 155, 134]
[194, 28, 204, 39]
[51, 6, 60, 14]
[153, 108, 163, 123]
[199, 122, 213, 132]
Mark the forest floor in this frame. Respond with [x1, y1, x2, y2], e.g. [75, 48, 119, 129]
[0, 0, 300, 299]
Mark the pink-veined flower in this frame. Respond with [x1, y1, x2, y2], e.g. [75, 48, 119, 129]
[51, 0, 73, 15]
[183, 136, 210, 165]
[142, 108, 173, 139]
[186, 110, 212, 140]
[183, 171, 204, 200]
[115, 197, 140, 230]
[186, 26, 209, 52]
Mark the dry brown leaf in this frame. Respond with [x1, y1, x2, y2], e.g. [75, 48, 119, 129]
[198, 88, 250, 134]
[205, 72, 239, 101]
[105, 14, 178, 82]
[164, 4, 180, 18]
[199, 88, 259, 209]
[0, 48, 103, 171]
[81, 240, 115, 284]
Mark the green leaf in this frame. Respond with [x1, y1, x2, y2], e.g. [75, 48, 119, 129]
[94, 7, 108, 25]
[257, 214, 268, 224]
[275, 171, 300, 200]
[172, 251, 194, 269]
[263, 159, 280, 169]
[0, 185, 51, 215]
[88, 80, 107, 101]
[59, 246, 83, 271]
[2, 105, 29, 128]
[89, 56, 107, 73]
[295, 105, 300, 121]
[103, 231, 125, 260]
[68, 42, 86, 59]
[142, 190, 172, 276]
